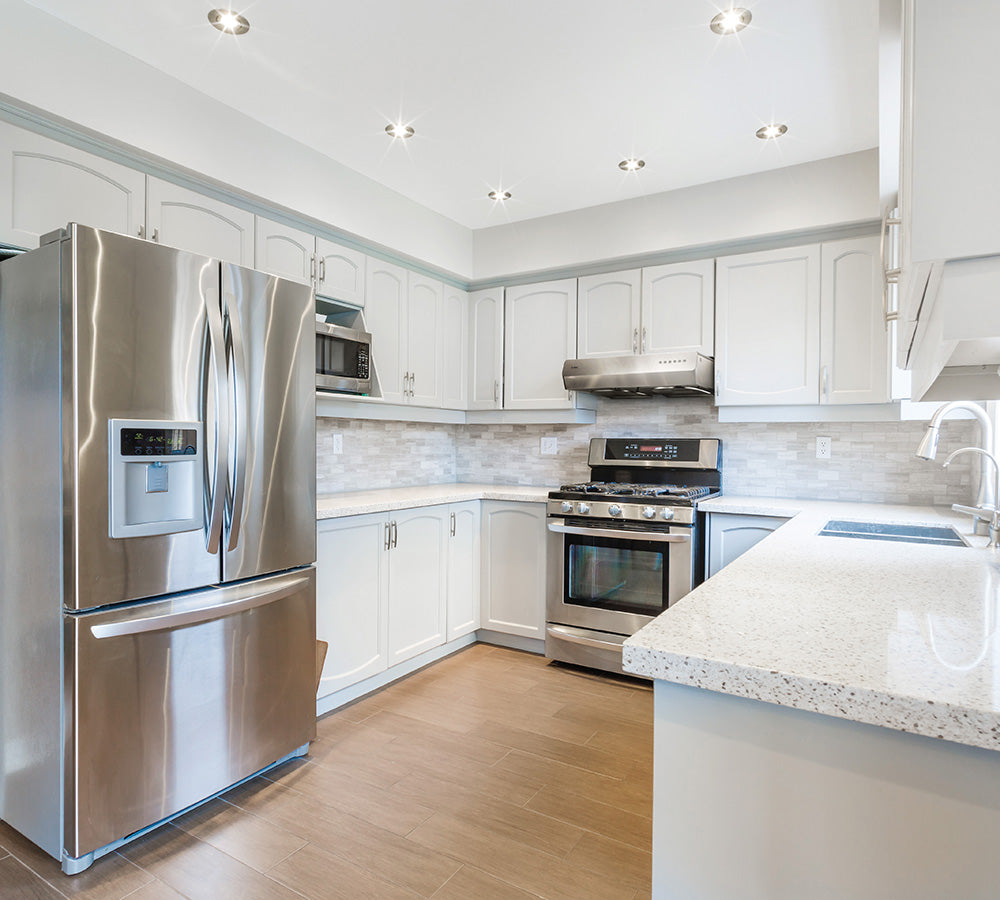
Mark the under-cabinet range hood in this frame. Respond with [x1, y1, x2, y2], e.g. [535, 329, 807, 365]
[562, 351, 714, 398]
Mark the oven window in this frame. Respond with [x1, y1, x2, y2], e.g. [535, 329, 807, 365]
[565, 535, 668, 616]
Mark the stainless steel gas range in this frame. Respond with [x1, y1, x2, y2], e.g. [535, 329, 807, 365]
[545, 437, 722, 676]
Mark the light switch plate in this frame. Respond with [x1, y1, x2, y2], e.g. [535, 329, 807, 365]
[540, 437, 558, 455]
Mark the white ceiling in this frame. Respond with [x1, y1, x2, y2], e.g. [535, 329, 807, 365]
[24, 0, 878, 231]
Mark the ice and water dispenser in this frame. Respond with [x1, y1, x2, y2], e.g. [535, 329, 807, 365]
[108, 419, 204, 538]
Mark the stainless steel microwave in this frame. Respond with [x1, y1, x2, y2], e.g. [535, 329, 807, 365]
[316, 322, 372, 394]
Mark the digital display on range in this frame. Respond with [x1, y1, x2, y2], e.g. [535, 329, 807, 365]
[605, 439, 701, 462]
[120, 428, 198, 457]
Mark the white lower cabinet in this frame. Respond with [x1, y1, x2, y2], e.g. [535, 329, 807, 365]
[316, 501, 485, 700]
[315, 513, 389, 697]
[446, 501, 481, 640]
[480, 501, 547, 639]
[707, 512, 789, 578]
[387, 506, 448, 666]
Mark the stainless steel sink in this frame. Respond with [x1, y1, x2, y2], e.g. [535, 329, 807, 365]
[818, 519, 969, 547]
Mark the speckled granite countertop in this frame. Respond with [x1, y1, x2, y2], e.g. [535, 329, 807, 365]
[623, 496, 1000, 751]
[317, 483, 552, 520]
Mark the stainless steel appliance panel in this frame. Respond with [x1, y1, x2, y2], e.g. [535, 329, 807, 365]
[65, 567, 317, 858]
[0, 242, 65, 857]
[70, 226, 222, 610]
[221, 265, 316, 582]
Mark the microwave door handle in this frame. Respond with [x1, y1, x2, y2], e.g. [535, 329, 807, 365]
[203, 275, 228, 554]
[223, 290, 249, 552]
[546, 522, 691, 543]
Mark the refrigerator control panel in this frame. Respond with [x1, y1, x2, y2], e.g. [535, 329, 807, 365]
[109, 419, 205, 540]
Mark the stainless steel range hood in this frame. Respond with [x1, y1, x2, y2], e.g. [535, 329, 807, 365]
[562, 352, 714, 398]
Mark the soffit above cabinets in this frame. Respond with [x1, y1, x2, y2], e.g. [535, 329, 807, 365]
[22, 0, 878, 231]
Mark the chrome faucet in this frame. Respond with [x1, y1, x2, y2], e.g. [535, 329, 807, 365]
[943, 447, 1000, 548]
[916, 401, 996, 532]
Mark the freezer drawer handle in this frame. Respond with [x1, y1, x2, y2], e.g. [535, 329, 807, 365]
[89, 574, 310, 639]
[546, 522, 690, 543]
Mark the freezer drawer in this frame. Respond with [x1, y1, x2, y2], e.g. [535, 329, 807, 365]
[64, 568, 316, 860]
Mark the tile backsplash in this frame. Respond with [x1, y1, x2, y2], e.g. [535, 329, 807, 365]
[317, 397, 978, 507]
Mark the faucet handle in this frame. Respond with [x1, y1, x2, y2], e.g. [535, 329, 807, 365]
[951, 503, 995, 519]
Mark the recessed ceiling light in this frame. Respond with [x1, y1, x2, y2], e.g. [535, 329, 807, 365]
[619, 158, 645, 172]
[208, 9, 250, 35]
[385, 123, 415, 139]
[710, 7, 752, 34]
[755, 123, 788, 140]
[488, 190, 511, 201]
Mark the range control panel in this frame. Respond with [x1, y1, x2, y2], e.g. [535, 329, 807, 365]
[588, 437, 722, 470]
[604, 439, 701, 462]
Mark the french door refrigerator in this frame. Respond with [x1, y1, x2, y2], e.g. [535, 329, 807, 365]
[0, 224, 317, 874]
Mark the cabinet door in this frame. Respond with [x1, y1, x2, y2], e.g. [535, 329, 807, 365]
[0, 122, 146, 248]
[480, 501, 546, 639]
[316, 514, 389, 698]
[577, 270, 641, 358]
[504, 279, 578, 409]
[820, 236, 889, 405]
[447, 502, 481, 640]
[365, 258, 408, 403]
[254, 217, 314, 285]
[387, 507, 448, 665]
[316, 238, 365, 306]
[407, 274, 444, 407]
[468, 288, 504, 409]
[707, 513, 788, 578]
[715, 246, 821, 405]
[441, 285, 469, 410]
[147, 178, 253, 266]
[642, 259, 715, 356]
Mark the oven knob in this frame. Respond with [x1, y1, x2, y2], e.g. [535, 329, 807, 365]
[660, 508, 675, 521]
[608, 504, 623, 517]
[561, 501, 574, 513]
[641, 506, 656, 519]
[577, 502, 591, 514]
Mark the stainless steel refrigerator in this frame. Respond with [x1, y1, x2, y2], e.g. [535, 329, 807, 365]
[0, 224, 317, 874]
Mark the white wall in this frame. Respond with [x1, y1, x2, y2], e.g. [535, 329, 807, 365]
[0, 2, 475, 279]
[473, 150, 879, 280]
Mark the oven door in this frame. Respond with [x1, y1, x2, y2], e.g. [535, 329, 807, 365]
[546, 519, 695, 636]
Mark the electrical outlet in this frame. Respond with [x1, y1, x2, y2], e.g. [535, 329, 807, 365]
[816, 436, 832, 460]
[540, 437, 558, 455]
[332, 434, 343, 454]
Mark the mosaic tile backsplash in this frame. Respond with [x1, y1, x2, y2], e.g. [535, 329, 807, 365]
[317, 397, 979, 507]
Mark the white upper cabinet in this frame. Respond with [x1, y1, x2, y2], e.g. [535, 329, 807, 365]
[316, 239, 365, 306]
[577, 269, 641, 358]
[821, 237, 889, 405]
[441, 285, 469, 410]
[716, 245, 821, 405]
[468, 288, 504, 410]
[365, 258, 409, 403]
[577, 262, 714, 360]
[642, 260, 715, 356]
[406, 274, 444, 407]
[147, 178, 253, 266]
[254, 217, 314, 284]
[504, 278, 578, 409]
[0, 121, 145, 248]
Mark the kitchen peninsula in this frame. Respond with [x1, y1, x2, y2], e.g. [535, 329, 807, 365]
[624, 498, 1000, 900]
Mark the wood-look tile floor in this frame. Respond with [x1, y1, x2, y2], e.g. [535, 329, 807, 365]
[0, 644, 653, 899]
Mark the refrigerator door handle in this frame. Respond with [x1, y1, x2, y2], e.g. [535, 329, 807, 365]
[89, 572, 311, 639]
[223, 290, 249, 552]
[203, 277, 228, 554]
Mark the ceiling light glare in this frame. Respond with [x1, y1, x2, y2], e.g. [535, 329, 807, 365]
[385, 123, 415, 139]
[755, 123, 788, 140]
[618, 158, 645, 172]
[488, 190, 511, 201]
[208, 9, 250, 34]
[709, 7, 752, 34]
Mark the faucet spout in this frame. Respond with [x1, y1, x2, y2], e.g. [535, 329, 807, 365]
[917, 401, 995, 513]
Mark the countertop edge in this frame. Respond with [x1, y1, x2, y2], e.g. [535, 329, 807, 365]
[317, 483, 552, 519]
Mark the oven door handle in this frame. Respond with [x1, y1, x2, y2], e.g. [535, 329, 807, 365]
[546, 522, 690, 543]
